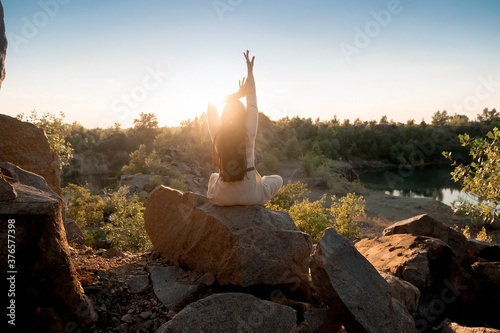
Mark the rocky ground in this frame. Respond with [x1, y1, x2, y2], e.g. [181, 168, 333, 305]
[70, 246, 172, 332]
[68, 158, 499, 332]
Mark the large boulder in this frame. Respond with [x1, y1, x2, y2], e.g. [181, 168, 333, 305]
[144, 186, 312, 298]
[0, 162, 95, 332]
[355, 234, 480, 331]
[0, 114, 61, 195]
[156, 292, 299, 333]
[0, 0, 6, 87]
[310, 228, 417, 333]
[383, 214, 468, 262]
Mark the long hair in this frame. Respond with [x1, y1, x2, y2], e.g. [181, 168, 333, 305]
[214, 99, 247, 182]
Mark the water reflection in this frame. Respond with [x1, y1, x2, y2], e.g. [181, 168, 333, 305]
[358, 166, 476, 207]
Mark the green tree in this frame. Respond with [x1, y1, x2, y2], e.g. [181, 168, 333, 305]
[476, 107, 499, 125]
[17, 110, 74, 167]
[444, 127, 500, 224]
[431, 110, 450, 126]
[330, 193, 365, 239]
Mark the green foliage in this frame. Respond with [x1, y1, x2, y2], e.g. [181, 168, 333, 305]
[288, 195, 330, 243]
[285, 135, 301, 159]
[266, 180, 310, 211]
[431, 110, 450, 126]
[445, 127, 500, 224]
[63, 184, 151, 252]
[121, 144, 164, 175]
[102, 186, 151, 252]
[63, 183, 104, 227]
[330, 193, 365, 239]
[17, 110, 74, 167]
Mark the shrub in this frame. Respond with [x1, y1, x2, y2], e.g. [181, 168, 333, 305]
[102, 186, 151, 252]
[265, 180, 310, 211]
[121, 144, 164, 175]
[288, 195, 330, 243]
[63, 183, 104, 228]
[330, 193, 365, 239]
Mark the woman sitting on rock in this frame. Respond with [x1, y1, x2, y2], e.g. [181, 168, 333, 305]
[206, 50, 283, 206]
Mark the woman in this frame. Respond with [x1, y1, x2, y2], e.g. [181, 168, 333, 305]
[207, 50, 283, 206]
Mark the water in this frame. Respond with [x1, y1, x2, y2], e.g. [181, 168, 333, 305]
[358, 166, 475, 207]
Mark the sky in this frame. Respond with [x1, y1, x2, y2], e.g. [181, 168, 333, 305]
[1, 0, 499, 128]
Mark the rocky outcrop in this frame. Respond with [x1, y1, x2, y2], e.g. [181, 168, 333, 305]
[383, 214, 468, 261]
[438, 319, 500, 333]
[310, 227, 417, 333]
[359, 215, 500, 331]
[0, 114, 61, 195]
[0, 162, 95, 332]
[0, 1, 6, 87]
[156, 292, 299, 333]
[378, 270, 421, 314]
[144, 186, 312, 298]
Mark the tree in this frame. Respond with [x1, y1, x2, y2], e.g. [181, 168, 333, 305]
[476, 108, 499, 125]
[17, 110, 73, 167]
[431, 110, 450, 126]
[444, 127, 500, 224]
[133, 112, 159, 130]
[379, 115, 388, 124]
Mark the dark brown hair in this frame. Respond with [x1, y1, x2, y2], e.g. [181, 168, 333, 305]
[214, 99, 247, 181]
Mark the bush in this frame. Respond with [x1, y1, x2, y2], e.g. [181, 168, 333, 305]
[63, 184, 151, 252]
[121, 144, 164, 175]
[330, 193, 365, 239]
[288, 195, 330, 243]
[265, 180, 310, 211]
[102, 186, 151, 252]
[63, 184, 104, 227]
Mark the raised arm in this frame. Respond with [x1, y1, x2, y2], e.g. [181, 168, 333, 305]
[244, 50, 256, 97]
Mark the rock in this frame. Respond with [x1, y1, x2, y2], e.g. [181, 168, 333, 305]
[0, 174, 16, 200]
[102, 248, 123, 259]
[303, 308, 342, 333]
[0, 0, 6, 87]
[114, 323, 129, 333]
[0, 162, 95, 332]
[156, 292, 298, 333]
[144, 186, 312, 297]
[310, 228, 417, 333]
[64, 218, 85, 244]
[437, 318, 500, 333]
[466, 239, 500, 263]
[121, 313, 133, 323]
[119, 173, 151, 194]
[149, 265, 202, 312]
[383, 214, 468, 262]
[0, 115, 62, 195]
[471, 260, 500, 285]
[355, 234, 481, 331]
[378, 270, 420, 314]
[126, 274, 150, 294]
[197, 272, 215, 286]
[355, 234, 465, 290]
[96, 237, 112, 249]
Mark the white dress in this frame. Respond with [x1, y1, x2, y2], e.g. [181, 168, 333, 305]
[207, 94, 283, 206]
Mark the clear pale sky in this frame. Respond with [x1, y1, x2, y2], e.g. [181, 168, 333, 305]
[1, 0, 499, 128]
